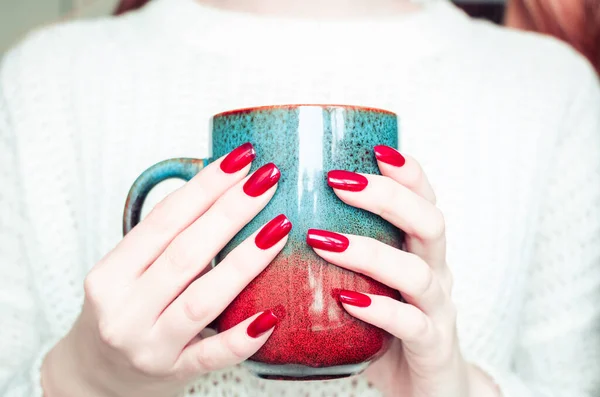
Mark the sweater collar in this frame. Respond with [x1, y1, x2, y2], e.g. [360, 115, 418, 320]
[142, 0, 471, 59]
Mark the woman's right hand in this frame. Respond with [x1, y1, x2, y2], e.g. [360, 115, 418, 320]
[41, 143, 290, 397]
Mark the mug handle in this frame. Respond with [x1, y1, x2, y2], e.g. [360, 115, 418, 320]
[123, 158, 208, 235]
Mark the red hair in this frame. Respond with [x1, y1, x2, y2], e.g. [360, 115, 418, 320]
[506, 0, 600, 74]
[114, 0, 151, 15]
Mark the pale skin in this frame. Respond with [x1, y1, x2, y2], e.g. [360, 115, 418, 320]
[41, 1, 502, 396]
[316, 154, 500, 397]
[43, 154, 288, 397]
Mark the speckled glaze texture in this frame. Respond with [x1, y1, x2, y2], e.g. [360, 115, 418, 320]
[122, 105, 401, 380]
[211, 105, 403, 380]
[123, 158, 206, 234]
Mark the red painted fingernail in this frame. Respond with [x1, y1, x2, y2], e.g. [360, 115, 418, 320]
[306, 229, 349, 252]
[243, 163, 281, 197]
[327, 170, 368, 192]
[374, 145, 406, 167]
[255, 214, 292, 250]
[338, 290, 371, 307]
[247, 309, 279, 338]
[220, 142, 256, 173]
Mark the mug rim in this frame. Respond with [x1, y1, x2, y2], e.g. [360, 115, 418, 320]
[213, 104, 396, 118]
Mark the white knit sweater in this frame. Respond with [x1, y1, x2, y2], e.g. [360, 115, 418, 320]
[1, 0, 600, 396]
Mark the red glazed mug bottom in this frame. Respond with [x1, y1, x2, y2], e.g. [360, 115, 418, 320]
[217, 242, 399, 380]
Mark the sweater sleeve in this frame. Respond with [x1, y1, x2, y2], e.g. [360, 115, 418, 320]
[0, 53, 58, 397]
[472, 66, 600, 396]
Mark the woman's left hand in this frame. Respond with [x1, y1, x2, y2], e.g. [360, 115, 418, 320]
[308, 146, 499, 397]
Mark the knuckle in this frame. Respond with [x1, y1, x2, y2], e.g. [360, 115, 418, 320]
[223, 333, 249, 361]
[148, 191, 175, 218]
[223, 247, 252, 275]
[367, 239, 394, 278]
[83, 273, 102, 303]
[194, 343, 218, 373]
[422, 208, 446, 240]
[162, 243, 194, 273]
[182, 298, 210, 323]
[408, 258, 435, 298]
[145, 198, 172, 227]
[380, 304, 399, 333]
[226, 261, 252, 288]
[217, 199, 250, 228]
[442, 268, 454, 294]
[386, 178, 404, 206]
[143, 191, 186, 234]
[406, 309, 429, 341]
[171, 368, 191, 382]
[367, 237, 384, 264]
[129, 349, 160, 374]
[97, 320, 121, 347]
[375, 178, 401, 218]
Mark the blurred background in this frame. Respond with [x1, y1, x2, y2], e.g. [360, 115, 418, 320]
[0, 0, 506, 54]
[0, 0, 118, 53]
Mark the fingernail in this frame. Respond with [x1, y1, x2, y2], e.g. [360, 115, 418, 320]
[327, 170, 368, 192]
[374, 145, 406, 167]
[247, 309, 279, 338]
[220, 142, 256, 173]
[243, 163, 281, 197]
[306, 229, 349, 252]
[338, 290, 371, 307]
[255, 214, 292, 250]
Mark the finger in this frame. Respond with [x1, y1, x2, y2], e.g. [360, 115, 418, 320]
[98, 142, 256, 281]
[154, 214, 291, 348]
[338, 292, 437, 356]
[131, 163, 281, 323]
[307, 230, 448, 318]
[374, 145, 436, 204]
[175, 309, 279, 376]
[327, 171, 446, 269]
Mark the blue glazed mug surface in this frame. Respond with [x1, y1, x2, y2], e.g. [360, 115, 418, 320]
[123, 104, 402, 380]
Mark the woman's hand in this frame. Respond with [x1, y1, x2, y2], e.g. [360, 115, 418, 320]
[308, 146, 500, 397]
[42, 143, 291, 397]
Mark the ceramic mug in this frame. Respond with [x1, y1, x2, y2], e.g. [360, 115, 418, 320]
[123, 104, 403, 380]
